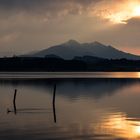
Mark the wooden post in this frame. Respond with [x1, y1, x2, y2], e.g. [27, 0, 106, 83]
[53, 84, 56, 123]
[7, 89, 17, 114]
[13, 89, 17, 114]
[53, 85, 56, 104]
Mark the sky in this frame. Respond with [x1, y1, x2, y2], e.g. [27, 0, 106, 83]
[0, 0, 140, 56]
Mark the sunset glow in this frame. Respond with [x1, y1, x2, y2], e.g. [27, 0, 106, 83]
[94, 0, 140, 24]
[96, 113, 140, 139]
[134, 6, 140, 16]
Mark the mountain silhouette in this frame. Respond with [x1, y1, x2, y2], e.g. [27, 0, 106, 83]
[26, 40, 140, 60]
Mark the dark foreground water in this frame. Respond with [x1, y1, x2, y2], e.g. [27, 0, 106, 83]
[1, 73, 140, 140]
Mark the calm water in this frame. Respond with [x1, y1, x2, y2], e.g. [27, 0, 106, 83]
[0, 72, 140, 139]
[0, 72, 140, 78]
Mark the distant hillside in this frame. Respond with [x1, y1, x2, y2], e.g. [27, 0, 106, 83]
[26, 40, 140, 60]
[0, 57, 140, 71]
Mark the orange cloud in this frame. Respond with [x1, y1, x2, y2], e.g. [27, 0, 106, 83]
[90, 0, 140, 24]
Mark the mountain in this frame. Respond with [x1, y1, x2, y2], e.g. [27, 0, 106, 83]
[28, 40, 140, 60]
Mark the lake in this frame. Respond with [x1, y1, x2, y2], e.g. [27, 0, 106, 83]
[0, 72, 140, 140]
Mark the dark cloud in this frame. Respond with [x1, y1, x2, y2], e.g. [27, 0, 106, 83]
[0, 0, 97, 7]
[0, 0, 98, 12]
[0, 0, 92, 20]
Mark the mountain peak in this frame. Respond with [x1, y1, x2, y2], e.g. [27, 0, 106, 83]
[92, 41, 105, 47]
[64, 39, 80, 46]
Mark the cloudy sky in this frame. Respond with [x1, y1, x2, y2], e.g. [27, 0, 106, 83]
[0, 0, 140, 56]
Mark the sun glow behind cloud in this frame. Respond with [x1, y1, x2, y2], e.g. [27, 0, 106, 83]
[92, 0, 140, 24]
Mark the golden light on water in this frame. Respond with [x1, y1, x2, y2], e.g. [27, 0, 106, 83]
[94, 113, 140, 139]
[137, 72, 140, 78]
[135, 126, 140, 134]
[108, 72, 140, 78]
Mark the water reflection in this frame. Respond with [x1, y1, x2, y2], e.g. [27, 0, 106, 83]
[52, 84, 57, 123]
[0, 78, 139, 99]
[96, 112, 140, 139]
[0, 78, 140, 139]
[6, 86, 57, 123]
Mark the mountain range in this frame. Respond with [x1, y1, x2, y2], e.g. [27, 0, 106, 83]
[26, 40, 140, 60]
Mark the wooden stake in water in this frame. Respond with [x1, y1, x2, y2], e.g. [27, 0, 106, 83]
[13, 89, 17, 114]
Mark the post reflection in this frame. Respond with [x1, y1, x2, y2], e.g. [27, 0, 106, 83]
[53, 84, 57, 123]
[7, 87, 57, 123]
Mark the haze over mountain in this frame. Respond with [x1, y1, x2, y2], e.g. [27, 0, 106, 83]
[28, 40, 140, 60]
